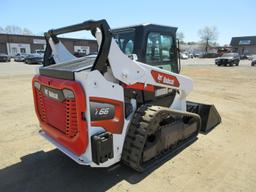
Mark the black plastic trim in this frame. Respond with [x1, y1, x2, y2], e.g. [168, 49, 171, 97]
[91, 132, 114, 165]
[42, 19, 112, 77]
[39, 68, 74, 80]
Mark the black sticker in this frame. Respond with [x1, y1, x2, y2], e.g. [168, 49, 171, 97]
[90, 102, 115, 121]
[41, 86, 65, 102]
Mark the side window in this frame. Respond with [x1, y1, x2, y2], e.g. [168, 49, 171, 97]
[146, 32, 173, 64]
[113, 31, 135, 55]
[124, 40, 134, 54]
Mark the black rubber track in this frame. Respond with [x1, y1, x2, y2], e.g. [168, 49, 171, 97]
[121, 104, 201, 172]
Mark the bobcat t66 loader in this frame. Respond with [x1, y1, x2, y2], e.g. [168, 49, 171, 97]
[32, 20, 221, 172]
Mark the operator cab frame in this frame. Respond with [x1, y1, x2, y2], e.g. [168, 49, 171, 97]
[112, 23, 180, 73]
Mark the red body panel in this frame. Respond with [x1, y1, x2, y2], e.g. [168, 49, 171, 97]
[90, 97, 124, 134]
[32, 75, 88, 156]
[122, 83, 155, 92]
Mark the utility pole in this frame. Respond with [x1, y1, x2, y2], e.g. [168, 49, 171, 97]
[6, 33, 11, 55]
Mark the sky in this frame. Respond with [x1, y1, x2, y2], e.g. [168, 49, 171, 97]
[1, 0, 255, 45]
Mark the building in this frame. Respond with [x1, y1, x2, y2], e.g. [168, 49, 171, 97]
[230, 36, 256, 55]
[0, 33, 98, 56]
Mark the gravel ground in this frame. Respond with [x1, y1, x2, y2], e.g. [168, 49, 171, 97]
[0, 59, 255, 192]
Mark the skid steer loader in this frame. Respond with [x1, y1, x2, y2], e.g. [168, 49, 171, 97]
[32, 19, 221, 172]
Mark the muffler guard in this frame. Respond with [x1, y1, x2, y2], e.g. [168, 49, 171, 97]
[186, 101, 221, 133]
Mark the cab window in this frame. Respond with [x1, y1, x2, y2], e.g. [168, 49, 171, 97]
[113, 31, 135, 55]
[146, 32, 175, 71]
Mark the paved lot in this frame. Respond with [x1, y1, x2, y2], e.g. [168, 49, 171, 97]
[0, 60, 41, 75]
[0, 59, 255, 192]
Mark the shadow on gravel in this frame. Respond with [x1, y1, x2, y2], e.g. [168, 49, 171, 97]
[0, 139, 196, 192]
[0, 150, 151, 192]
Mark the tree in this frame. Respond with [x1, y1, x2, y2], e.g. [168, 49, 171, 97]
[22, 28, 33, 35]
[0, 27, 4, 33]
[198, 26, 218, 53]
[176, 31, 185, 43]
[5, 25, 22, 34]
[0, 25, 33, 35]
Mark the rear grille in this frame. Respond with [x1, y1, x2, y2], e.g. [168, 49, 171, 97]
[35, 88, 79, 138]
[36, 90, 47, 121]
[65, 99, 78, 137]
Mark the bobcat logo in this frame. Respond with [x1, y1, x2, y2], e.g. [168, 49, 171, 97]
[44, 88, 59, 100]
[157, 74, 174, 85]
